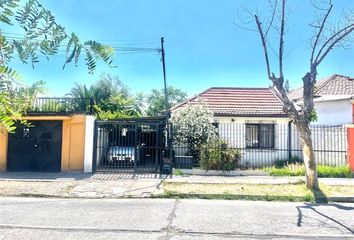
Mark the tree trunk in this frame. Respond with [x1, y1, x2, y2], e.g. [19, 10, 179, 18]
[297, 123, 319, 190]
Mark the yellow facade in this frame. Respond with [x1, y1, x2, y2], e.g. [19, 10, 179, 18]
[0, 127, 8, 171]
[0, 115, 88, 172]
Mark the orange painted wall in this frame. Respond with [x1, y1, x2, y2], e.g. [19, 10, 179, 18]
[0, 115, 87, 172]
[348, 125, 354, 172]
[63, 115, 86, 171]
[0, 128, 8, 171]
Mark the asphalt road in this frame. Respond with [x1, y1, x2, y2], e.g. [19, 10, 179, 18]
[0, 197, 353, 240]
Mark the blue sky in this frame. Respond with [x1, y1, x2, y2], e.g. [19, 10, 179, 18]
[4, 0, 354, 97]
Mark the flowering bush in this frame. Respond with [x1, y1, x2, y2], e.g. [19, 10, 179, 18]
[171, 100, 217, 163]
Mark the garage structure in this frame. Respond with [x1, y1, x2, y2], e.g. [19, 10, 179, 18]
[94, 117, 171, 173]
[0, 98, 172, 174]
[0, 98, 95, 173]
[7, 120, 63, 172]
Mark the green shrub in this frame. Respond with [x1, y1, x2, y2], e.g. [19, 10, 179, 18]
[173, 169, 184, 176]
[199, 139, 241, 171]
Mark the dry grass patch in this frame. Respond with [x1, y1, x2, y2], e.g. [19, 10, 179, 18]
[320, 184, 354, 197]
[163, 182, 354, 202]
[164, 182, 312, 197]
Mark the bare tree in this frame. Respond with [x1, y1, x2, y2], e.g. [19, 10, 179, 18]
[239, 0, 354, 190]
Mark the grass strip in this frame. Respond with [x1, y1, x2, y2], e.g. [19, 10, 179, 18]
[264, 164, 353, 178]
[153, 191, 315, 202]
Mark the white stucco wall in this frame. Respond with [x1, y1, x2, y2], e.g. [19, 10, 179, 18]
[313, 99, 352, 125]
[214, 116, 291, 166]
[84, 115, 95, 173]
[172, 114, 348, 168]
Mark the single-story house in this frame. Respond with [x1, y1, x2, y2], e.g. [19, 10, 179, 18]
[172, 86, 348, 167]
[289, 74, 354, 125]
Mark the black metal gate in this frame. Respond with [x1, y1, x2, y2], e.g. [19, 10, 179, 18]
[94, 117, 169, 172]
[7, 121, 62, 172]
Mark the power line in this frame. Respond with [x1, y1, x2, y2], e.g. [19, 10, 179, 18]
[2, 32, 160, 45]
[3, 36, 161, 54]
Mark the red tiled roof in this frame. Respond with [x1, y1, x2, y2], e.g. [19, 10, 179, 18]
[289, 74, 354, 101]
[173, 87, 287, 117]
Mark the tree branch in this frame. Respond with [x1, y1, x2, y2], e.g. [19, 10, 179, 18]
[278, 0, 285, 80]
[314, 24, 354, 66]
[255, 15, 272, 80]
[264, 0, 278, 37]
[310, 1, 333, 65]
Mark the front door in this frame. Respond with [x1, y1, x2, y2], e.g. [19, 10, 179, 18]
[7, 121, 63, 172]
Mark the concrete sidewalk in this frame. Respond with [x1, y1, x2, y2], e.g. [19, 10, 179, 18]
[0, 172, 353, 200]
[0, 172, 169, 198]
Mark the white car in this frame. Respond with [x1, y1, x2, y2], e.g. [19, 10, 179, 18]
[107, 146, 135, 163]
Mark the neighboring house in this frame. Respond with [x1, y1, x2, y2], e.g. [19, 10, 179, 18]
[289, 74, 354, 125]
[172, 87, 348, 167]
[0, 98, 95, 173]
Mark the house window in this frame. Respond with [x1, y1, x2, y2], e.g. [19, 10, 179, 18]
[246, 124, 275, 148]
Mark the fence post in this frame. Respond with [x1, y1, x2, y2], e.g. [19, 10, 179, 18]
[288, 121, 293, 161]
[169, 122, 174, 167]
[92, 120, 98, 173]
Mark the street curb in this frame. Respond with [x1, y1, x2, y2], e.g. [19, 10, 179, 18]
[327, 196, 354, 203]
[154, 193, 354, 203]
[1, 193, 353, 203]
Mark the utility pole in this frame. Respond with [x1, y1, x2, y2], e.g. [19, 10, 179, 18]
[160, 37, 173, 174]
[160, 37, 169, 117]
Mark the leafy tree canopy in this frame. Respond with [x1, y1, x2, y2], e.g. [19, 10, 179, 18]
[0, 0, 115, 131]
[146, 86, 187, 116]
[66, 74, 144, 119]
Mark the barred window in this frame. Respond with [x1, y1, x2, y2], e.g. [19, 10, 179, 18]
[246, 124, 275, 148]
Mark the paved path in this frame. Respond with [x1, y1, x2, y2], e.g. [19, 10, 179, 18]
[0, 197, 353, 239]
[1, 172, 353, 185]
[0, 172, 353, 199]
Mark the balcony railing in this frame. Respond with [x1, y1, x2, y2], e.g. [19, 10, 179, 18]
[26, 97, 94, 115]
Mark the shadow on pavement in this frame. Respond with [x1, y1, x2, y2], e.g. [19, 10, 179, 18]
[296, 201, 354, 234]
[312, 188, 328, 203]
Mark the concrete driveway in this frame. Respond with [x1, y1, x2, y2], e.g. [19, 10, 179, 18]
[0, 197, 353, 239]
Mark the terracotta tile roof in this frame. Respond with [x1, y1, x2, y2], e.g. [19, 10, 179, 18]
[173, 87, 287, 117]
[289, 74, 354, 101]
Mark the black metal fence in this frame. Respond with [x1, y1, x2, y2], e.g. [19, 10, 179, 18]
[173, 123, 348, 169]
[93, 118, 169, 173]
[26, 97, 94, 115]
